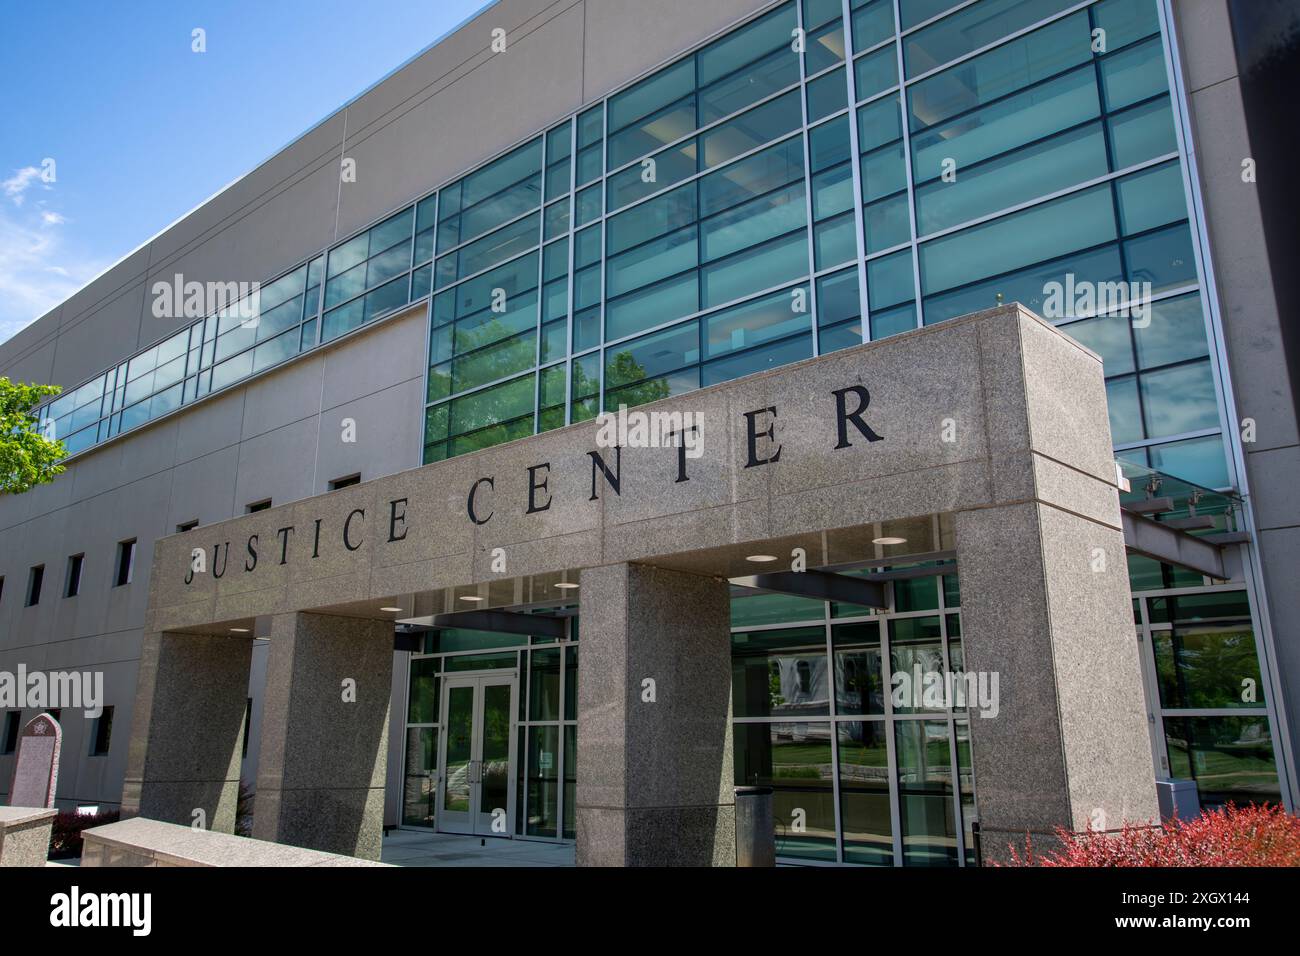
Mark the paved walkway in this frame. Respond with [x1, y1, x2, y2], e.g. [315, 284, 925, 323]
[381, 829, 575, 867]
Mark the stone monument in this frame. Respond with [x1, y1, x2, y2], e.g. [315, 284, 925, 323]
[8, 713, 61, 808]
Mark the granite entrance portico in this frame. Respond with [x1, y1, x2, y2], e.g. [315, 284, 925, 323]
[121, 303, 1159, 864]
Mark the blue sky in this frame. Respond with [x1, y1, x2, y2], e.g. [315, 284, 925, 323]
[0, 0, 489, 346]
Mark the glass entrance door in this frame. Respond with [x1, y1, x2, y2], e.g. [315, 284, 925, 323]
[437, 674, 517, 836]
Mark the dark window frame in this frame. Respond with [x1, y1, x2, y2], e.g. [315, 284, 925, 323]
[90, 706, 114, 757]
[1, 711, 19, 755]
[25, 565, 44, 607]
[114, 540, 136, 588]
[64, 553, 85, 598]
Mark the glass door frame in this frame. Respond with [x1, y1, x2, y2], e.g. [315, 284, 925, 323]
[516, 639, 579, 843]
[435, 671, 519, 837]
[1131, 581, 1284, 804]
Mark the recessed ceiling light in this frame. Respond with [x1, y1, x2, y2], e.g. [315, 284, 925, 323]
[745, 554, 779, 563]
[459, 595, 484, 602]
[554, 582, 580, 589]
[230, 627, 250, 633]
[873, 536, 907, 546]
[379, 606, 403, 613]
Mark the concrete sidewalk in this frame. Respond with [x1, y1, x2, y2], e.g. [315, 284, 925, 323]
[380, 830, 575, 867]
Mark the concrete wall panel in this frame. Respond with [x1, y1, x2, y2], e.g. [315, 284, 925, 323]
[231, 416, 321, 511]
[319, 307, 426, 412]
[313, 379, 424, 495]
[145, 114, 348, 266]
[581, 0, 772, 102]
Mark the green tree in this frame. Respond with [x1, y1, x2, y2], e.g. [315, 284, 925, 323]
[599, 350, 672, 409]
[0, 378, 67, 494]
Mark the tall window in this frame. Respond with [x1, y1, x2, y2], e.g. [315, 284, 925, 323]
[90, 707, 114, 757]
[25, 565, 43, 606]
[64, 554, 84, 598]
[114, 540, 136, 587]
[1, 711, 19, 755]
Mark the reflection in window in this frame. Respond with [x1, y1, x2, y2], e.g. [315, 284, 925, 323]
[324, 208, 414, 341]
[402, 727, 438, 827]
[526, 724, 561, 837]
[529, 648, 562, 721]
[895, 719, 957, 866]
[838, 721, 892, 865]
[732, 627, 831, 719]
[1164, 716, 1280, 807]
[832, 621, 884, 715]
[1153, 623, 1264, 711]
[734, 723, 837, 862]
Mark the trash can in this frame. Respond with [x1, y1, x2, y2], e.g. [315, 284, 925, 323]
[1155, 779, 1201, 822]
[735, 786, 775, 867]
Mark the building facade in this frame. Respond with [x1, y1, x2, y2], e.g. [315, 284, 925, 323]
[0, 0, 1295, 865]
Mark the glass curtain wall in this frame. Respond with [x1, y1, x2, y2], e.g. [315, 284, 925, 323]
[45, 0, 1236, 499]
[731, 558, 976, 866]
[415, 0, 1231, 491]
[36, 194, 430, 457]
[39, 256, 326, 455]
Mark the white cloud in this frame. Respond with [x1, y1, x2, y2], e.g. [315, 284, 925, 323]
[40, 210, 66, 225]
[2, 166, 43, 206]
[0, 206, 103, 345]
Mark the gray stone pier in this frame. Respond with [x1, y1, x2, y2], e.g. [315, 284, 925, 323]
[252, 611, 394, 860]
[121, 631, 253, 832]
[577, 563, 735, 866]
[956, 502, 1156, 860]
[950, 313, 1160, 859]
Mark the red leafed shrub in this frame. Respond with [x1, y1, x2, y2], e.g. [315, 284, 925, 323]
[1004, 803, 1300, 867]
[48, 809, 121, 859]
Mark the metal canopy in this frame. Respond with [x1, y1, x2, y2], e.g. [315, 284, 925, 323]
[393, 631, 424, 653]
[392, 621, 435, 652]
[429, 608, 567, 638]
[1121, 510, 1226, 580]
[1126, 497, 1175, 515]
[1116, 457, 1247, 579]
[731, 569, 888, 609]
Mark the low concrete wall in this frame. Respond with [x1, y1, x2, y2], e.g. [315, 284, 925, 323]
[0, 807, 56, 867]
[81, 817, 390, 867]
